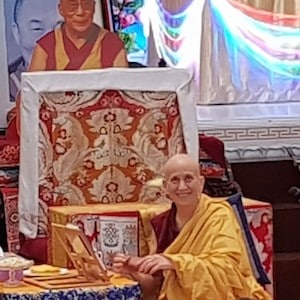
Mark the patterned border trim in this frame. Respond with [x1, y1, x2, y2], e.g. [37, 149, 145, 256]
[199, 126, 300, 142]
[2, 284, 142, 300]
[225, 146, 300, 163]
[198, 124, 300, 162]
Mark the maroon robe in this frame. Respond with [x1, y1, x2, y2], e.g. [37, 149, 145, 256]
[151, 203, 180, 253]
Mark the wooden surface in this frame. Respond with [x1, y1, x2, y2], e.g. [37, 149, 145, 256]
[52, 223, 108, 281]
[24, 269, 110, 290]
[1, 273, 137, 294]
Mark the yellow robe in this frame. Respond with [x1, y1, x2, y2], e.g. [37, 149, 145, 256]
[159, 195, 271, 300]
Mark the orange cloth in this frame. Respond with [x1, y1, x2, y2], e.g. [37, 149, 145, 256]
[1, 282, 44, 294]
[159, 195, 271, 300]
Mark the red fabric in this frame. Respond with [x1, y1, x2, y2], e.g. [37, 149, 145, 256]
[101, 30, 124, 68]
[1, 188, 19, 252]
[19, 235, 48, 264]
[151, 203, 179, 253]
[37, 31, 56, 70]
[0, 142, 19, 167]
[199, 134, 226, 169]
[6, 116, 19, 142]
[1, 188, 47, 263]
[249, 212, 273, 274]
[0, 114, 20, 167]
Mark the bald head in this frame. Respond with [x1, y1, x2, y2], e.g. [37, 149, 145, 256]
[163, 154, 204, 207]
[164, 154, 200, 179]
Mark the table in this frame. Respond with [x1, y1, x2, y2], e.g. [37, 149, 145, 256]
[1, 276, 142, 299]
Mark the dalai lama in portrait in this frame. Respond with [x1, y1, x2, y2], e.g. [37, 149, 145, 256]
[28, 0, 128, 71]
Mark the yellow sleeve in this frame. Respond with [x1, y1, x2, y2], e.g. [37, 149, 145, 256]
[162, 214, 271, 300]
[28, 44, 48, 72]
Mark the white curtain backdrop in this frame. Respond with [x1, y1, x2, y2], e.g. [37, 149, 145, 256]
[146, 0, 300, 104]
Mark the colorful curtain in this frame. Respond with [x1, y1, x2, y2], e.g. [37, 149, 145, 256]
[200, 0, 300, 104]
[149, 0, 202, 84]
[145, 0, 300, 104]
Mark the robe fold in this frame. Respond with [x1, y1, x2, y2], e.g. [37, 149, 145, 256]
[152, 194, 271, 300]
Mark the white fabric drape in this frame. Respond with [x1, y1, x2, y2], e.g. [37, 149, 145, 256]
[199, 0, 300, 104]
[148, 0, 203, 98]
[147, 0, 300, 104]
[148, 0, 195, 66]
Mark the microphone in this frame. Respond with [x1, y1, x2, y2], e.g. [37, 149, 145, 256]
[288, 186, 300, 202]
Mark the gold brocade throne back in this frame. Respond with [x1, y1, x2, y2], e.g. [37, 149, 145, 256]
[37, 89, 186, 234]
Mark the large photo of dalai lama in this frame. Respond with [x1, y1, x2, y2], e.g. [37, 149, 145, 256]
[28, 0, 128, 72]
[5, 0, 126, 103]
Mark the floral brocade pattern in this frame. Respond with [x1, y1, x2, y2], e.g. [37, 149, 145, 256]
[37, 90, 185, 234]
[0, 143, 20, 167]
[1, 188, 19, 252]
[2, 284, 142, 299]
[247, 206, 273, 291]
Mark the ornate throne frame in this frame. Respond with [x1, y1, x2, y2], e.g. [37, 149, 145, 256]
[19, 68, 198, 240]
